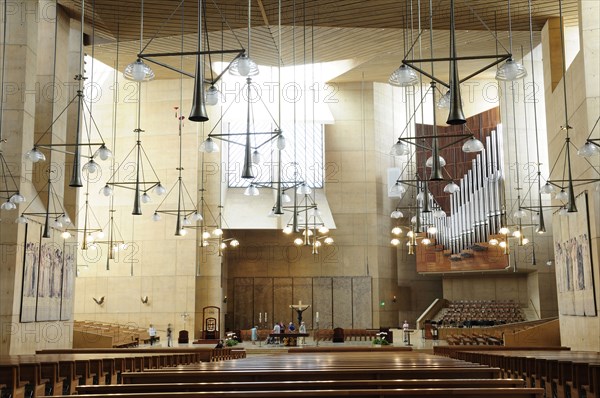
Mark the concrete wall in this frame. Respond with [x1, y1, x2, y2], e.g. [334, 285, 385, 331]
[542, 1, 600, 351]
[0, 2, 77, 355]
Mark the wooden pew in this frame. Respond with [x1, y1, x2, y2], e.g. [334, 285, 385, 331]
[15, 356, 65, 396]
[76, 378, 526, 394]
[54, 387, 546, 398]
[0, 359, 48, 398]
[0, 363, 27, 398]
[122, 367, 503, 383]
[448, 349, 600, 398]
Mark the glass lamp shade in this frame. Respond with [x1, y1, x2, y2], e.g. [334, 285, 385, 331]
[276, 134, 286, 150]
[532, 213, 540, 223]
[433, 209, 446, 218]
[514, 209, 526, 218]
[51, 218, 63, 229]
[182, 217, 192, 226]
[512, 229, 522, 238]
[312, 207, 321, 217]
[230, 239, 240, 247]
[213, 228, 224, 236]
[559, 207, 568, 216]
[422, 238, 431, 245]
[202, 231, 211, 239]
[100, 184, 113, 197]
[191, 212, 203, 222]
[495, 58, 527, 81]
[95, 144, 113, 161]
[1, 201, 16, 210]
[425, 155, 446, 168]
[391, 238, 401, 246]
[152, 212, 161, 222]
[489, 238, 499, 246]
[25, 147, 46, 162]
[407, 230, 414, 238]
[498, 241, 507, 248]
[229, 55, 259, 76]
[314, 240, 322, 248]
[199, 137, 219, 153]
[390, 210, 404, 219]
[540, 182, 555, 194]
[179, 228, 188, 236]
[389, 182, 407, 196]
[124, 59, 155, 81]
[522, 238, 529, 245]
[294, 238, 304, 246]
[443, 181, 460, 193]
[153, 184, 166, 196]
[391, 226, 402, 235]
[410, 216, 417, 224]
[140, 192, 152, 204]
[205, 85, 220, 106]
[462, 137, 485, 153]
[282, 226, 293, 234]
[437, 90, 451, 109]
[95, 231, 105, 239]
[324, 237, 334, 245]
[281, 192, 292, 203]
[297, 183, 312, 195]
[82, 159, 99, 174]
[578, 141, 598, 157]
[390, 140, 410, 156]
[252, 150, 261, 164]
[59, 214, 71, 225]
[499, 226, 510, 235]
[15, 215, 28, 224]
[555, 189, 568, 201]
[244, 184, 260, 196]
[427, 226, 438, 234]
[388, 64, 419, 87]
[9, 193, 25, 203]
[61, 231, 72, 239]
[318, 226, 329, 234]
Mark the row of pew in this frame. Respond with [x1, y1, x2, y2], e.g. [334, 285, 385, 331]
[49, 347, 548, 398]
[0, 347, 244, 398]
[434, 345, 600, 398]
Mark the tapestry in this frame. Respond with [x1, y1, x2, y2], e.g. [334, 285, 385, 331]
[36, 229, 63, 321]
[20, 223, 41, 322]
[553, 193, 597, 316]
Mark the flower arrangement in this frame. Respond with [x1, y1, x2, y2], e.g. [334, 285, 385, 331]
[225, 332, 239, 347]
[372, 331, 390, 345]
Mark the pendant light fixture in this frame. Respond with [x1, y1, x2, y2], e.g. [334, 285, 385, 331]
[495, 0, 527, 81]
[24, 0, 112, 187]
[124, 0, 154, 81]
[229, 0, 259, 76]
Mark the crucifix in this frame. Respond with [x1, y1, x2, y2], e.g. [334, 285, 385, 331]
[289, 300, 311, 325]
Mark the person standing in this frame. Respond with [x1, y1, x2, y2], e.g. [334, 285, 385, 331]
[402, 320, 410, 343]
[251, 325, 258, 345]
[148, 324, 157, 346]
[272, 322, 281, 344]
[167, 323, 173, 347]
[299, 321, 306, 345]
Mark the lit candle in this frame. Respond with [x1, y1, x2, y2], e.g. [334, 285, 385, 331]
[315, 312, 319, 323]
[265, 312, 267, 323]
[259, 312, 262, 323]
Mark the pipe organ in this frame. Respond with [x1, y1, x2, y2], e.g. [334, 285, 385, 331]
[421, 129, 505, 254]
